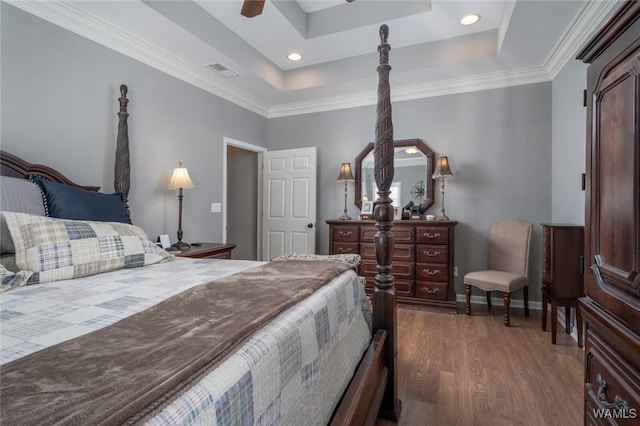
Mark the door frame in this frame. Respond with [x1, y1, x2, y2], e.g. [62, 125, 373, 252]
[222, 137, 267, 259]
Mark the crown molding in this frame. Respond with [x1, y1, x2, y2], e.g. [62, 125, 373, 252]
[268, 67, 551, 118]
[7, 0, 616, 119]
[544, 0, 621, 78]
[7, 0, 271, 117]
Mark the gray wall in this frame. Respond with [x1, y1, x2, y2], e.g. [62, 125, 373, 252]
[268, 84, 552, 301]
[1, 4, 268, 244]
[552, 59, 587, 224]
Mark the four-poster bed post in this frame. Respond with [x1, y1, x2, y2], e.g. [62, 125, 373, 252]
[372, 24, 400, 421]
[114, 84, 131, 216]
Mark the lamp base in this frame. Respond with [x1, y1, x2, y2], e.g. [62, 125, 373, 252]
[339, 213, 352, 220]
[171, 240, 191, 250]
[436, 213, 450, 221]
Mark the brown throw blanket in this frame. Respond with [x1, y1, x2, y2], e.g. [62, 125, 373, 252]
[0, 260, 353, 425]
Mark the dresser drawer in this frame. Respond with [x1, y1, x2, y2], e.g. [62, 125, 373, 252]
[331, 242, 358, 255]
[360, 260, 414, 280]
[360, 226, 415, 243]
[416, 263, 448, 281]
[416, 226, 449, 244]
[360, 243, 414, 261]
[416, 244, 448, 263]
[331, 226, 359, 242]
[584, 330, 640, 425]
[415, 281, 448, 300]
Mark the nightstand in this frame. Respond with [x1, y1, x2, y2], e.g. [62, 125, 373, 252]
[174, 243, 236, 259]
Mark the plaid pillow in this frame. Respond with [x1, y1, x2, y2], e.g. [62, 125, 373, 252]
[1, 212, 173, 285]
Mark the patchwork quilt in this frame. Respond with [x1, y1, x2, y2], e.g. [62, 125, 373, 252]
[0, 257, 372, 425]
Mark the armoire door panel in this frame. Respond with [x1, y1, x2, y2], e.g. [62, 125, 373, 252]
[587, 41, 640, 327]
[593, 68, 638, 290]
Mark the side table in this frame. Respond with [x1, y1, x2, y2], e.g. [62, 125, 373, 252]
[174, 243, 236, 259]
[541, 224, 584, 347]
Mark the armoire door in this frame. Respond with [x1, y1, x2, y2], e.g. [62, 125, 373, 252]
[583, 3, 640, 332]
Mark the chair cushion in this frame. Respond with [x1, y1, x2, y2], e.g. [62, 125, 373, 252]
[464, 270, 528, 292]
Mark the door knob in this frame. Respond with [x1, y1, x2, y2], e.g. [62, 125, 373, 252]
[307, 223, 314, 228]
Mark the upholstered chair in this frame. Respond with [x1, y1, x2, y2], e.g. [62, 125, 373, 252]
[464, 219, 533, 326]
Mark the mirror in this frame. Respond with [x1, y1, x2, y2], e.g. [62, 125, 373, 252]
[355, 138, 435, 212]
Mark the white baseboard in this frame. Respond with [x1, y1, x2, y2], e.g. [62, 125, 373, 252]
[455, 293, 543, 311]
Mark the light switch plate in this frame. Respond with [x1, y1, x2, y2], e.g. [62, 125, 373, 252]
[211, 202, 221, 213]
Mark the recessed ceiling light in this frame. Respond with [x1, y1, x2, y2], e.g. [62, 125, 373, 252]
[287, 52, 302, 61]
[460, 14, 480, 26]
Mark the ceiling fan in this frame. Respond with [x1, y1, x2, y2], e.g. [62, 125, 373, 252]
[241, 0, 355, 18]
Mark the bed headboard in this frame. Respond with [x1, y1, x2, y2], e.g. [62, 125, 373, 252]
[0, 150, 100, 192]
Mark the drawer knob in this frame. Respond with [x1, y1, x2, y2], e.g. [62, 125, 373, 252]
[423, 287, 440, 294]
[339, 248, 353, 253]
[338, 231, 353, 237]
[423, 232, 440, 239]
[422, 269, 440, 275]
[424, 251, 440, 257]
[592, 373, 631, 413]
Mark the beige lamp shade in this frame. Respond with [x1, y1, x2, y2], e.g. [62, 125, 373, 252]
[432, 155, 453, 178]
[337, 162, 355, 182]
[167, 162, 195, 190]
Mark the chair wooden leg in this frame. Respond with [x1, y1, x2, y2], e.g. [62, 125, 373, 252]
[465, 285, 472, 315]
[524, 286, 530, 317]
[486, 291, 492, 309]
[503, 292, 511, 326]
[565, 306, 571, 333]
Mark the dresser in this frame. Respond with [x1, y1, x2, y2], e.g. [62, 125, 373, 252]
[540, 224, 584, 347]
[327, 219, 458, 312]
[577, 2, 640, 424]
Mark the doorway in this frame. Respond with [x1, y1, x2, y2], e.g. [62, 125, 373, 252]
[223, 138, 266, 260]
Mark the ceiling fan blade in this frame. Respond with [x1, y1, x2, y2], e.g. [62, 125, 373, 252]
[241, 0, 265, 18]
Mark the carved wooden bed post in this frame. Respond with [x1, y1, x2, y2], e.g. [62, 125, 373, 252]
[114, 84, 131, 216]
[373, 24, 400, 421]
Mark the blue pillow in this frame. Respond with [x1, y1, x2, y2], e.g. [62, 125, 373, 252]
[29, 175, 131, 224]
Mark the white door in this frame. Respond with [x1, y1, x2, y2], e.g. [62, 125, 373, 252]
[262, 147, 317, 260]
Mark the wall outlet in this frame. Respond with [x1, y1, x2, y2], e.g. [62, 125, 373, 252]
[454, 266, 458, 277]
[211, 202, 221, 213]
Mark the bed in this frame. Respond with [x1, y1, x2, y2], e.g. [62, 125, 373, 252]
[0, 25, 400, 425]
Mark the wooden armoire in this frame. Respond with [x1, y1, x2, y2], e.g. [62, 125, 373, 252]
[577, 2, 640, 424]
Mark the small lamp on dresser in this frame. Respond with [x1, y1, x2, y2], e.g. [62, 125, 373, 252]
[337, 162, 355, 220]
[167, 162, 195, 250]
[432, 154, 453, 221]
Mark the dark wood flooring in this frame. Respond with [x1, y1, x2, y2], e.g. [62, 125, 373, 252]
[377, 303, 584, 426]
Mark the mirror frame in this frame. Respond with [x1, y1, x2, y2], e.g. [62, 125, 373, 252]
[354, 138, 435, 211]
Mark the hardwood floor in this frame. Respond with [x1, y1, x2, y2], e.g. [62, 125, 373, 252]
[377, 303, 584, 426]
